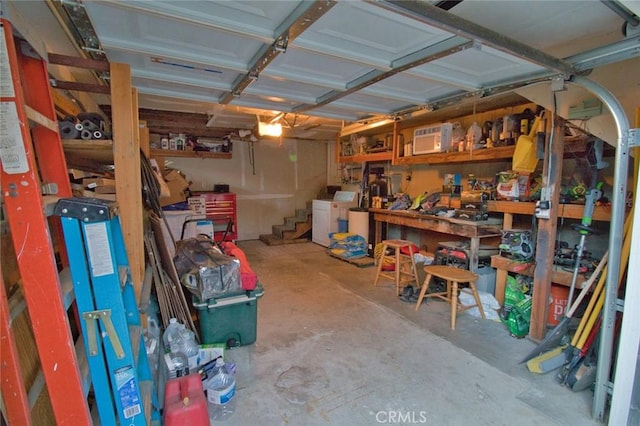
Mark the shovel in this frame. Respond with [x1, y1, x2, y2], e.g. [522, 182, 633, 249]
[512, 114, 541, 173]
[520, 251, 608, 364]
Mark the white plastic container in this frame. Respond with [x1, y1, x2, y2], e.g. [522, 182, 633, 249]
[475, 266, 497, 295]
[466, 121, 482, 149]
[206, 358, 236, 421]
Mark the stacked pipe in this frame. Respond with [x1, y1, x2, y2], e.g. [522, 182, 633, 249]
[58, 112, 111, 140]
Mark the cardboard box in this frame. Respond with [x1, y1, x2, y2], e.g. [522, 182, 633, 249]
[438, 193, 451, 207]
[164, 170, 189, 186]
[161, 182, 187, 206]
[160, 170, 190, 207]
[82, 177, 116, 188]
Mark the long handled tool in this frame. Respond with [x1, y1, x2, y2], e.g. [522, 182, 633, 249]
[521, 251, 608, 363]
[571, 206, 633, 349]
[555, 206, 634, 382]
[520, 184, 602, 365]
[563, 316, 602, 391]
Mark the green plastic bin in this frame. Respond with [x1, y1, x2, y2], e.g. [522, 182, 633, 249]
[192, 284, 264, 347]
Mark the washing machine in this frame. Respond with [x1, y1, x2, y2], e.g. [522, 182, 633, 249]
[312, 191, 358, 247]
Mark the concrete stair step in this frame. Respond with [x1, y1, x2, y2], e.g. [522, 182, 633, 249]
[295, 208, 312, 220]
[284, 217, 298, 228]
[282, 222, 312, 240]
[272, 224, 293, 238]
[261, 204, 313, 244]
[258, 233, 310, 246]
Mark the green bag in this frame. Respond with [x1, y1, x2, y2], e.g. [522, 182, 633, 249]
[505, 297, 532, 338]
[502, 275, 525, 320]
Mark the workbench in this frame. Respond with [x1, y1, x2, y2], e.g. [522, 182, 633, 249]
[369, 208, 503, 272]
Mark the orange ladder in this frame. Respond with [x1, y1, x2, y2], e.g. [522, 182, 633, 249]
[0, 18, 92, 423]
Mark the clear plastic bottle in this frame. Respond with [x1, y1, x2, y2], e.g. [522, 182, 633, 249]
[163, 318, 198, 357]
[162, 318, 181, 351]
[177, 326, 199, 357]
[466, 121, 482, 150]
[144, 317, 161, 377]
[166, 349, 189, 378]
[451, 122, 465, 152]
[206, 358, 236, 421]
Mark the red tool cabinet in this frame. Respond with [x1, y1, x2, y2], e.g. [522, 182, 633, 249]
[189, 192, 238, 242]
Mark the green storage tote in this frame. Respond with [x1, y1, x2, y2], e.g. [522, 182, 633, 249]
[192, 284, 264, 347]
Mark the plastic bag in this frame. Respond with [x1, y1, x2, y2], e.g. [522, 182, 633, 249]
[502, 275, 526, 320]
[173, 236, 241, 300]
[505, 297, 532, 338]
[219, 241, 258, 290]
[459, 289, 501, 320]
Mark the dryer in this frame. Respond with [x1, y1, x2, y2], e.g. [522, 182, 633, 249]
[312, 191, 358, 247]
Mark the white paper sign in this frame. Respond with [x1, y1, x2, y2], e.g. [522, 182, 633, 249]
[85, 222, 115, 277]
[0, 101, 29, 174]
[0, 26, 16, 98]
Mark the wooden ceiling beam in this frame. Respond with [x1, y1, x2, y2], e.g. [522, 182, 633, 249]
[48, 53, 110, 72]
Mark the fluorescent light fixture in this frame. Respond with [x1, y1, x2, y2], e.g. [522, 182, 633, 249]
[258, 122, 282, 137]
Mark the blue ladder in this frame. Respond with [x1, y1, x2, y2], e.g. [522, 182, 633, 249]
[55, 197, 158, 424]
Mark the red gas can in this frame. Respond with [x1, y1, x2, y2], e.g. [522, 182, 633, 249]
[164, 373, 209, 425]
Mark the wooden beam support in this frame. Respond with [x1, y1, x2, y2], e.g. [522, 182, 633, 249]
[530, 114, 566, 341]
[51, 80, 110, 94]
[51, 89, 82, 117]
[100, 105, 237, 139]
[110, 63, 144, 302]
[47, 53, 110, 71]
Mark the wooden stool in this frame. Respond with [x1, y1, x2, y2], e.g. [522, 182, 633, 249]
[373, 239, 420, 295]
[415, 265, 486, 330]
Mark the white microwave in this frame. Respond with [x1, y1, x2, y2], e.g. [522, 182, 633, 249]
[412, 123, 453, 155]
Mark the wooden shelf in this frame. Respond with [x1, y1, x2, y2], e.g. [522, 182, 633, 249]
[62, 141, 232, 163]
[62, 139, 114, 165]
[150, 149, 232, 159]
[491, 255, 586, 288]
[487, 200, 613, 221]
[393, 145, 515, 165]
[337, 150, 393, 163]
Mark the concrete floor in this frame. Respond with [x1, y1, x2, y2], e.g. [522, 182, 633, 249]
[210, 241, 601, 425]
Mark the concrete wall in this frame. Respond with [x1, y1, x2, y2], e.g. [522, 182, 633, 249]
[167, 138, 328, 241]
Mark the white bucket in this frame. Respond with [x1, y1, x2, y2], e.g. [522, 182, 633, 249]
[348, 209, 369, 247]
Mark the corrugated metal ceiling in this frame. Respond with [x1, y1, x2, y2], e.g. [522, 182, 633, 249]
[31, 0, 640, 138]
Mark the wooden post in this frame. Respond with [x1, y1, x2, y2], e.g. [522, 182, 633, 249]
[110, 63, 144, 301]
[529, 115, 565, 341]
[493, 212, 513, 305]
